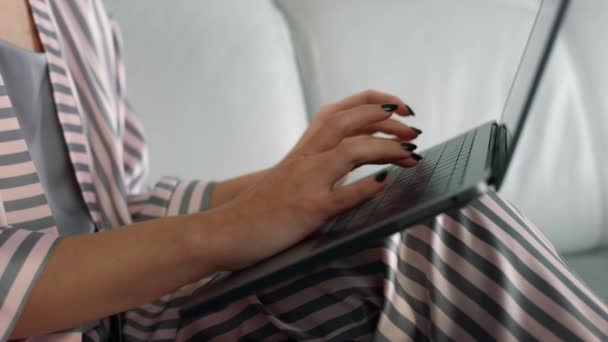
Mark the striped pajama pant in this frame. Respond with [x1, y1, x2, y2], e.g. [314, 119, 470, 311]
[124, 192, 608, 341]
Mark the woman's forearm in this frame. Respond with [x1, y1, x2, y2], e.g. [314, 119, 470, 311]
[11, 168, 268, 338]
[11, 214, 221, 339]
[209, 168, 269, 209]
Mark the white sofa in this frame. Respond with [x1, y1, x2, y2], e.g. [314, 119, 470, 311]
[105, 0, 607, 300]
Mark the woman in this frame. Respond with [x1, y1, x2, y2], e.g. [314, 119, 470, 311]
[0, 0, 606, 341]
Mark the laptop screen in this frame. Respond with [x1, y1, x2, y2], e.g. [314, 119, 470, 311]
[499, 0, 569, 160]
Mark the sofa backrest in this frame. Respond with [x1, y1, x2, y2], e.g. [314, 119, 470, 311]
[105, 0, 309, 181]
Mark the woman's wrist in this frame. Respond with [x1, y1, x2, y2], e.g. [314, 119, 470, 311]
[184, 192, 288, 272]
[208, 168, 270, 209]
[181, 205, 248, 273]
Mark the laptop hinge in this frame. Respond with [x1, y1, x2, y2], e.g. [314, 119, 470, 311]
[492, 124, 510, 189]
[486, 123, 498, 172]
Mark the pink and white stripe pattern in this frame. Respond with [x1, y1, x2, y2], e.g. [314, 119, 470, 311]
[0, 0, 216, 340]
[0, 74, 62, 341]
[177, 193, 608, 342]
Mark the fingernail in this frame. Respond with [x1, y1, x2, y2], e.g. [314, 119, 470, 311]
[381, 104, 399, 112]
[375, 170, 389, 182]
[411, 153, 423, 161]
[406, 105, 416, 116]
[400, 142, 417, 152]
[410, 127, 423, 136]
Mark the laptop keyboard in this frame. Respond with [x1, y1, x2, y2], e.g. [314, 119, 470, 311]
[322, 129, 478, 233]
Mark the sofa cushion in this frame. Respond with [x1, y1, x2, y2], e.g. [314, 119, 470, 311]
[563, 248, 608, 302]
[105, 0, 308, 181]
[276, 0, 608, 253]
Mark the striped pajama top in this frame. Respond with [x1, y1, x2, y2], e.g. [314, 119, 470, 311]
[0, 1, 214, 340]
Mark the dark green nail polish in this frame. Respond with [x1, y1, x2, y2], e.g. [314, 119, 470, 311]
[375, 170, 389, 182]
[381, 104, 398, 112]
[400, 142, 417, 152]
[406, 105, 416, 116]
[412, 153, 423, 161]
[411, 127, 423, 136]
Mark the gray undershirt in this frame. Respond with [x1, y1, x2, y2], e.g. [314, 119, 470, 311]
[0, 40, 95, 236]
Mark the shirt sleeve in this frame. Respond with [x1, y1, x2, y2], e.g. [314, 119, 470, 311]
[0, 225, 62, 340]
[0, 69, 62, 341]
[109, 21, 217, 221]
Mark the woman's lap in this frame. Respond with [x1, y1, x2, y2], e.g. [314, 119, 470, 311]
[376, 192, 607, 341]
[122, 191, 608, 341]
[174, 239, 390, 341]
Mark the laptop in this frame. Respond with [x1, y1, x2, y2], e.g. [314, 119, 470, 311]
[182, 0, 570, 319]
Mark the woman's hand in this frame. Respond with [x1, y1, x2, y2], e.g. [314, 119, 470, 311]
[286, 89, 420, 160]
[208, 90, 421, 209]
[202, 90, 421, 271]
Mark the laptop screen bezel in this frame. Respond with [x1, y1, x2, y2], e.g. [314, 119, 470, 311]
[495, 0, 570, 188]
